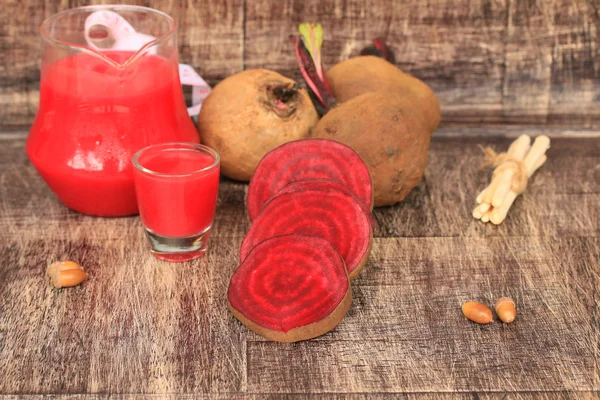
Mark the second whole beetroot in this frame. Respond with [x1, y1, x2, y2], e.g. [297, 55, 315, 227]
[327, 55, 440, 133]
[311, 91, 431, 206]
[293, 25, 438, 207]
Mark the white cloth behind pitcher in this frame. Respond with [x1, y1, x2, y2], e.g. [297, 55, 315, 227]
[84, 10, 211, 117]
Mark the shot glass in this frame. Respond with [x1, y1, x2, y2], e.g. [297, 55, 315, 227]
[132, 142, 220, 262]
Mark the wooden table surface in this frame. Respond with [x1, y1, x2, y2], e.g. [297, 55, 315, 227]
[0, 129, 598, 399]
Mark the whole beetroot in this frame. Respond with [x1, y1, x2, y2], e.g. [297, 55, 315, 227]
[292, 25, 436, 207]
[198, 69, 319, 181]
[327, 56, 440, 133]
[311, 91, 430, 206]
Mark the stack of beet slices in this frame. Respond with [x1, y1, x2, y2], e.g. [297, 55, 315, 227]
[228, 139, 374, 342]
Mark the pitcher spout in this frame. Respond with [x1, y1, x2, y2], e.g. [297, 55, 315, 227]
[40, 5, 177, 69]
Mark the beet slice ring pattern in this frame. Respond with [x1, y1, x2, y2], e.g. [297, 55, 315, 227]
[240, 188, 373, 280]
[247, 138, 373, 221]
[277, 178, 375, 228]
[228, 234, 352, 342]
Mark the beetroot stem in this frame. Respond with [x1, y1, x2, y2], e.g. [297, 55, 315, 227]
[272, 83, 297, 103]
[360, 37, 396, 64]
[290, 30, 336, 115]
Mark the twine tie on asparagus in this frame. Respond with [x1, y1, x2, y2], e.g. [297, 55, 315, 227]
[473, 134, 550, 225]
[481, 147, 529, 195]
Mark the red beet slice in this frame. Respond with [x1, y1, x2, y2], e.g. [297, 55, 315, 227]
[228, 234, 352, 342]
[241, 188, 372, 280]
[277, 178, 375, 228]
[246, 138, 373, 221]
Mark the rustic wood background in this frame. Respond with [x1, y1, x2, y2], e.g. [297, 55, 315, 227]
[2, 0, 599, 396]
[1, 130, 599, 397]
[1, 0, 599, 129]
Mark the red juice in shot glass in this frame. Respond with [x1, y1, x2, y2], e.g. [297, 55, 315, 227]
[133, 142, 220, 262]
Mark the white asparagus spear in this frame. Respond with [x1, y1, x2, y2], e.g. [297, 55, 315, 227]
[492, 169, 513, 207]
[491, 137, 550, 225]
[507, 134, 531, 160]
[481, 135, 531, 206]
[479, 202, 491, 214]
[523, 135, 550, 174]
[481, 209, 493, 223]
[476, 186, 489, 204]
[483, 175, 502, 204]
[472, 202, 491, 219]
[529, 154, 547, 177]
[476, 188, 488, 204]
[491, 192, 518, 225]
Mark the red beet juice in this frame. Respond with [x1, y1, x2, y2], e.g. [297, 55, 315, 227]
[133, 143, 220, 261]
[26, 51, 199, 216]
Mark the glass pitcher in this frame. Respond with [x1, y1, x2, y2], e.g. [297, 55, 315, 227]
[27, 5, 200, 217]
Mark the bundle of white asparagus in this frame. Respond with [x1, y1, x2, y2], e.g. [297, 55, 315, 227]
[473, 134, 550, 225]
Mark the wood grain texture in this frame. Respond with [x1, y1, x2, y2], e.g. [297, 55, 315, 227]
[1, 0, 598, 127]
[0, 238, 245, 394]
[0, 132, 598, 395]
[1, 394, 599, 400]
[0, 0, 244, 127]
[374, 134, 600, 238]
[1, 133, 598, 243]
[247, 237, 598, 392]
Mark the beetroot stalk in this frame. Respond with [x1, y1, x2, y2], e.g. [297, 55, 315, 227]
[290, 23, 336, 115]
[292, 25, 397, 115]
[360, 37, 396, 63]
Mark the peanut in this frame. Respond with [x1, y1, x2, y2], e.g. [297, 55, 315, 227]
[462, 301, 493, 324]
[47, 260, 87, 289]
[495, 297, 517, 323]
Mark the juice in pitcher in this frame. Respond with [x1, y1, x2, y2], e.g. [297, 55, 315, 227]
[27, 6, 199, 216]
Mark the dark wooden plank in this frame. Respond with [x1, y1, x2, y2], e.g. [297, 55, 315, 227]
[1, 133, 598, 395]
[243, 0, 600, 127]
[245, 235, 598, 392]
[243, 0, 508, 124]
[548, 0, 600, 129]
[0, 0, 244, 126]
[0, 236, 245, 394]
[479, 394, 600, 400]
[1, 135, 597, 241]
[2, 0, 599, 128]
[175, 0, 244, 82]
[248, 337, 593, 394]
[374, 135, 600, 238]
[1, 0, 47, 127]
[0, 136, 250, 392]
[499, 0, 600, 127]
[246, 236, 598, 338]
[245, 237, 597, 392]
[1, 394, 599, 400]
[502, 1, 553, 125]
[45, 0, 245, 82]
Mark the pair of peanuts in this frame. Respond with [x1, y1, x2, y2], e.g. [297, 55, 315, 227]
[462, 298, 516, 324]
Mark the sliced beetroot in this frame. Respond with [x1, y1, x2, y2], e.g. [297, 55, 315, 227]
[247, 138, 373, 221]
[228, 234, 352, 342]
[241, 188, 372, 280]
[277, 178, 375, 228]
